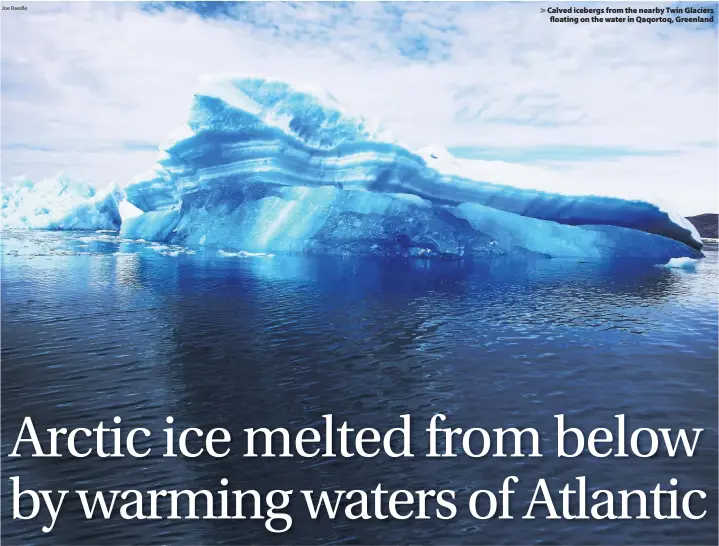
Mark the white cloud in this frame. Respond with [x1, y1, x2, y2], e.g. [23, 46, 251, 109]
[1, 2, 717, 215]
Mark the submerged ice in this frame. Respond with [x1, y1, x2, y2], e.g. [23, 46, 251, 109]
[4, 76, 703, 260]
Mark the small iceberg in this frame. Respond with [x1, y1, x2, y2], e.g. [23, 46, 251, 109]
[218, 249, 275, 258]
[2, 173, 122, 230]
[662, 257, 699, 270]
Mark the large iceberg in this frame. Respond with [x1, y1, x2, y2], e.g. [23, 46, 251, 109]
[3, 76, 703, 260]
[120, 76, 702, 260]
[2, 173, 122, 231]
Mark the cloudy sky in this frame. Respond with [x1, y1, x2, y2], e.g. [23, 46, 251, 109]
[1, 1, 717, 215]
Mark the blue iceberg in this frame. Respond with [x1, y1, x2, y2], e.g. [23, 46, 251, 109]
[2, 173, 122, 231]
[661, 257, 699, 271]
[4, 75, 703, 260]
[120, 76, 702, 260]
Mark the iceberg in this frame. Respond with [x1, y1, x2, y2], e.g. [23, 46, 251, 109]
[4, 76, 702, 261]
[661, 257, 699, 270]
[218, 249, 275, 258]
[119, 76, 702, 260]
[2, 173, 122, 231]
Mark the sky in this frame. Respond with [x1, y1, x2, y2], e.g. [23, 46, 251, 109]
[1, 1, 717, 215]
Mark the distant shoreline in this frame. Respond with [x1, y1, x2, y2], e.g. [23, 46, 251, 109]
[687, 214, 718, 239]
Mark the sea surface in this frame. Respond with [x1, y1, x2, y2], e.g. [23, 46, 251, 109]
[2, 230, 717, 545]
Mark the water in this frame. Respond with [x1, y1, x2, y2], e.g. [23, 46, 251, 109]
[2, 230, 717, 545]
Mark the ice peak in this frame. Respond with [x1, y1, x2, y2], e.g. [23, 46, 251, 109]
[191, 75, 390, 148]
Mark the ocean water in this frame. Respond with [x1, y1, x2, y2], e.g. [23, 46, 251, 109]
[1, 230, 717, 545]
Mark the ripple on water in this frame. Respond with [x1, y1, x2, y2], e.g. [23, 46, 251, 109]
[1, 230, 717, 544]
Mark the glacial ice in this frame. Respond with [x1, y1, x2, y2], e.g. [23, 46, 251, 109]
[662, 257, 699, 270]
[2, 173, 122, 231]
[118, 199, 143, 222]
[4, 76, 704, 261]
[118, 76, 702, 260]
[218, 249, 275, 258]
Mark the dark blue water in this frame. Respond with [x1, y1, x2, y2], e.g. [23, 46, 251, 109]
[2, 230, 717, 545]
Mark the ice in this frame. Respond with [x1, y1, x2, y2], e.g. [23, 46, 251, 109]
[661, 257, 699, 270]
[148, 243, 195, 256]
[118, 199, 143, 222]
[118, 76, 702, 260]
[218, 249, 275, 258]
[2, 173, 121, 231]
[77, 234, 117, 243]
[6, 76, 703, 261]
